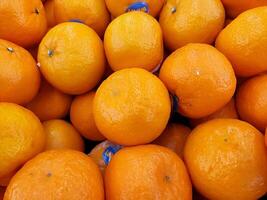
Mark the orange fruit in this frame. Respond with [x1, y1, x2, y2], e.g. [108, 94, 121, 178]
[0, 103, 45, 179]
[236, 74, 267, 132]
[104, 11, 163, 72]
[53, 0, 110, 37]
[224, 18, 233, 27]
[190, 98, 238, 127]
[153, 123, 191, 158]
[0, 39, 40, 105]
[93, 68, 171, 146]
[44, 0, 56, 28]
[105, 0, 165, 17]
[38, 22, 105, 95]
[0, 187, 5, 200]
[216, 7, 267, 77]
[70, 91, 105, 141]
[184, 119, 267, 200]
[26, 80, 72, 121]
[159, 0, 225, 51]
[0, 0, 47, 47]
[4, 150, 104, 200]
[0, 171, 15, 187]
[43, 119, 85, 151]
[159, 43, 236, 119]
[105, 144, 192, 199]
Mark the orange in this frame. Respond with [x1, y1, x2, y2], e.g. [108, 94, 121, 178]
[216, 7, 267, 77]
[104, 11, 163, 72]
[190, 98, 238, 127]
[44, 0, 56, 28]
[159, 0, 225, 51]
[184, 119, 267, 200]
[0, 171, 15, 187]
[0, 0, 47, 47]
[153, 123, 191, 158]
[221, 0, 267, 18]
[93, 68, 171, 146]
[105, 144, 192, 200]
[224, 18, 233, 27]
[38, 22, 105, 95]
[0, 103, 45, 179]
[236, 74, 267, 132]
[0, 187, 5, 200]
[26, 80, 72, 121]
[159, 43, 236, 119]
[53, 0, 110, 37]
[43, 119, 84, 151]
[70, 91, 105, 141]
[0, 39, 41, 105]
[4, 150, 104, 200]
[105, 0, 165, 17]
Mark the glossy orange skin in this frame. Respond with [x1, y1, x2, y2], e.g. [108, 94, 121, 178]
[70, 91, 105, 141]
[94, 68, 171, 146]
[44, 0, 56, 28]
[0, 187, 5, 200]
[160, 0, 225, 51]
[0, 39, 41, 105]
[0, 0, 47, 47]
[26, 80, 72, 121]
[216, 7, 267, 77]
[38, 22, 105, 95]
[153, 123, 191, 158]
[43, 120, 84, 151]
[236, 74, 267, 132]
[104, 12, 163, 72]
[184, 119, 267, 200]
[159, 43, 236, 119]
[4, 150, 104, 200]
[0, 103, 45, 179]
[105, 145, 192, 200]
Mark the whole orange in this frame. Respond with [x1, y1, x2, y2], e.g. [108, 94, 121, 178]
[38, 22, 105, 95]
[4, 150, 104, 200]
[184, 119, 267, 200]
[159, 43, 236, 118]
[44, 0, 56, 28]
[104, 11, 163, 72]
[159, 0, 225, 51]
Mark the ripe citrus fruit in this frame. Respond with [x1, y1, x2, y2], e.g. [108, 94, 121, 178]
[216, 6, 267, 77]
[159, 0, 225, 51]
[105, 144, 192, 200]
[70, 91, 105, 141]
[236, 74, 267, 132]
[93, 68, 171, 146]
[38, 22, 105, 95]
[105, 0, 165, 17]
[153, 123, 191, 158]
[0, 103, 45, 179]
[4, 150, 104, 200]
[43, 119, 85, 151]
[44, 0, 56, 28]
[104, 12, 163, 72]
[0, 187, 5, 200]
[184, 119, 267, 200]
[0, 0, 47, 47]
[159, 43, 236, 119]
[0, 39, 40, 105]
[26, 80, 72, 121]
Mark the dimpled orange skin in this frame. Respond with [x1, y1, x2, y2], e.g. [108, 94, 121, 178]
[0, 0, 47, 47]
[4, 150, 104, 200]
[105, 0, 165, 17]
[70, 91, 105, 141]
[184, 119, 267, 200]
[38, 22, 105, 95]
[159, 0, 225, 51]
[54, 0, 110, 37]
[44, 0, 56, 28]
[104, 11, 163, 72]
[26, 80, 72, 121]
[153, 123, 191, 158]
[93, 68, 171, 146]
[0, 103, 45, 179]
[105, 145, 192, 200]
[0, 39, 41, 105]
[159, 43, 236, 119]
[216, 7, 267, 77]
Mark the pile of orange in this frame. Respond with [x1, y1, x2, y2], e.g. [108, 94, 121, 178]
[1, 0, 267, 199]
